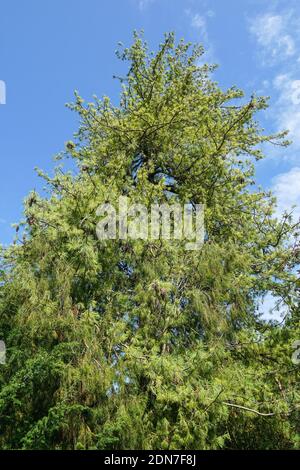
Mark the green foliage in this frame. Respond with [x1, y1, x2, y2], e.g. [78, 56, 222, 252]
[0, 32, 299, 449]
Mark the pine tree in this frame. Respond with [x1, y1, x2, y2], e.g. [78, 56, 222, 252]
[0, 32, 299, 450]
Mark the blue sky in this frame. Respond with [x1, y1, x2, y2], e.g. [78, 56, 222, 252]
[0, 0, 299, 255]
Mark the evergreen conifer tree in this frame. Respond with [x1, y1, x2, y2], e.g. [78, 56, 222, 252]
[0, 33, 299, 450]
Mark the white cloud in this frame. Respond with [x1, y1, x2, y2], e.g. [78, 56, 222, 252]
[190, 13, 209, 43]
[273, 74, 300, 148]
[249, 12, 296, 64]
[186, 10, 216, 63]
[274, 75, 300, 105]
[249, 9, 300, 161]
[137, 0, 155, 10]
[259, 292, 288, 322]
[271, 167, 300, 220]
[191, 14, 207, 32]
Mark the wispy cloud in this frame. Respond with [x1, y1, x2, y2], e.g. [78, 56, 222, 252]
[249, 11, 297, 65]
[273, 74, 300, 149]
[191, 13, 208, 39]
[259, 292, 288, 322]
[186, 9, 216, 63]
[137, 0, 155, 11]
[271, 167, 300, 220]
[249, 8, 300, 162]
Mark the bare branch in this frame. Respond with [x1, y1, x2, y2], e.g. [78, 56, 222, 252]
[222, 402, 276, 417]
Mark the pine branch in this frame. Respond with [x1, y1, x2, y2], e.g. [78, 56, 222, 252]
[222, 402, 276, 417]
